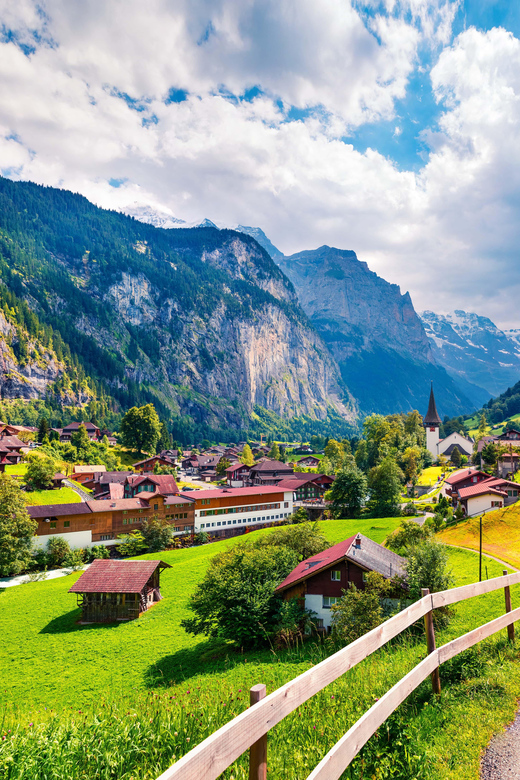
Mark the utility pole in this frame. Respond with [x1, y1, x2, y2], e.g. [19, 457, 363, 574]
[479, 514, 483, 582]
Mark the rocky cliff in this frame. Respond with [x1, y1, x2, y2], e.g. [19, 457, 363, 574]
[277, 246, 477, 416]
[0, 311, 63, 400]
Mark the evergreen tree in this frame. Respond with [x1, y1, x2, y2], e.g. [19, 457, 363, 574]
[450, 446, 462, 467]
[37, 417, 49, 443]
[0, 475, 37, 576]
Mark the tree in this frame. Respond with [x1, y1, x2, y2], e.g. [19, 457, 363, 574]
[0, 475, 37, 576]
[181, 545, 301, 648]
[156, 421, 173, 454]
[324, 439, 344, 472]
[368, 457, 403, 517]
[216, 457, 231, 476]
[37, 417, 49, 443]
[477, 413, 488, 439]
[252, 522, 329, 560]
[241, 443, 255, 466]
[405, 540, 454, 602]
[268, 442, 281, 460]
[482, 442, 498, 466]
[330, 572, 395, 646]
[25, 454, 57, 490]
[450, 446, 462, 467]
[117, 531, 147, 556]
[46, 536, 71, 567]
[71, 423, 91, 460]
[289, 506, 309, 524]
[141, 517, 173, 552]
[386, 520, 433, 555]
[328, 466, 367, 518]
[119, 404, 161, 454]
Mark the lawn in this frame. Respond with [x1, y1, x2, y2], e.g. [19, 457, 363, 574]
[439, 503, 520, 569]
[417, 466, 445, 486]
[23, 487, 82, 505]
[5, 463, 27, 476]
[2, 518, 520, 779]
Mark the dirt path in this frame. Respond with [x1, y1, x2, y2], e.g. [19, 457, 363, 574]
[481, 709, 520, 779]
[443, 543, 520, 572]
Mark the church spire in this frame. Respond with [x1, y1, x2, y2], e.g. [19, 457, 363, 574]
[424, 383, 442, 426]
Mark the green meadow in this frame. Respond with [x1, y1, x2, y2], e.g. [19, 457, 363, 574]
[1, 518, 520, 779]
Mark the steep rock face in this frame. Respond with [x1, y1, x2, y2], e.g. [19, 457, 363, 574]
[0, 312, 62, 399]
[421, 310, 520, 398]
[278, 246, 476, 417]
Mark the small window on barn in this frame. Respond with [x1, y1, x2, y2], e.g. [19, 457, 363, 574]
[50, 521, 56, 529]
[63, 521, 70, 528]
[331, 570, 341, 581]
[154, 503, 158, 510]
[123, 519, 128, 524]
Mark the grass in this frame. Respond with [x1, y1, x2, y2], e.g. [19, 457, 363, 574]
[23, 487, 82, 506]
[5, 464, 27, 476]
[439, 503, 520, 569]
[417, 466, 445, 486]
[1, 518, 520, 779]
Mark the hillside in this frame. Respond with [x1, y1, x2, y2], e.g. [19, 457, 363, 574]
[439, 504, 520, 569]
[0, 177, 355, 439]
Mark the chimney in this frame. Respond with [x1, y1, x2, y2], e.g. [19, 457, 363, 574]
[355, 534, 361, 548]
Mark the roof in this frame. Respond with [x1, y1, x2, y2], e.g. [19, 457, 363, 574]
[181, 486, 289, 500]
[479, 477, 519, 489]
[225, 463, 249, 473]
[276, 477, 321, 489]
[62, 421, 99, 431]
[165, 495, 194, 506]
[73, 465, 107, 474]
[424, 384, 442, 426]
[28, 503, 92, 519]
[276, 534, 406, 592]
[458, 484, 507, 499]
[69, 559, 171, 594]
[86, 498, 146, 512]
[131, 475, 178, 494]
[250, 460, 292, 472]
[445, 469, 488, 486]
[98, 471, 132, 484]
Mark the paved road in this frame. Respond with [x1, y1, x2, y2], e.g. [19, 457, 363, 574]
[63, 478, 92, 502]
[0, 565, 88, 588]
[481, 709, 520, 779]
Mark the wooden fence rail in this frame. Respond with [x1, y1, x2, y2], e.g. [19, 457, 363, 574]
[156, 571, 520, 780]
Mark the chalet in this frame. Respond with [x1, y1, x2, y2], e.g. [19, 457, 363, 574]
[497, 452, 520, 478]
[457, 484, 507, 517]
[124, 474, 179, 498]
[296, 456, 321, 468]
[225, 463, 251, 487]
[133, 454, 176, 473]
[186, 486, 293, 538]
[276, 476, 327, 501]
[249, 459, 294, 486]
[312, 474, 335, 489]
[497, 428, 520, 441]
[69, 559, 171, 622]
[29, 493, 196, 549]
[91, 471, 133, 496]
[72, 464, 107, 484]
[60, 421, 101, 442]
[443, 469, 490, 498]
[276, 534, 406, 630]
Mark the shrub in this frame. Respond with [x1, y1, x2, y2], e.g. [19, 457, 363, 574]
[194, 531, 209, 545]
[330, 572, 396, 646]
[117, 531, 147, 557]
[405, 540, 454, 601]
[402, 502, 417, 516]
[63, 549, 85, 570]
[385, 520, 433, 555]
[85, 545, 110, 562]
[46, 536, 71, 567]
[141, 517, 173, 552]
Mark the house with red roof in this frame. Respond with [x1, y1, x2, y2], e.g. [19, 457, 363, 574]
[69, 559, 171, 622]
[456, 484, 507, 517]
[443, 468, 490, 498]
[276, 534, 406, 630]
[225, 463, 251, 487]
[249, 459, 294, 486]
[276, 475, 328, 502]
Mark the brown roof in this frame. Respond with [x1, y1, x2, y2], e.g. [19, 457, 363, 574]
[250, 459, 292, 472]
[86, 498, 145, 512]
[69, 559, 171, 594]
[28, 503, 92, 518]
[424, 384, 442, 426]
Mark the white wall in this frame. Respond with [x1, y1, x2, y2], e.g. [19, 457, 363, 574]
[426, 426, 440, 460]
[195, 491, 293, 532]
[466, 494, 504, 516]
[438, 432, 473, 457]
[33, 529, 93, 550]
[305, 594, 334, 630]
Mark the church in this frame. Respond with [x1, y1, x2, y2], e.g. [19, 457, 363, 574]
[424, 385, 474, 462]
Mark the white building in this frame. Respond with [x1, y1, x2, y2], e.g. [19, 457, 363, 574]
[186, 486, 294, 535]
[424, 385, 474, 461]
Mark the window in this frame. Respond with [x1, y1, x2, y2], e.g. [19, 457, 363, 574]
[63, 521, 70, 528]
[50, 521, 56, 529]
[154, 503, 159, 510]
[491, 501, 503, 508]
[284, 502, 289, 508]
[331, 570, 341, 581]
[362, 572, 367, 583]
[100, 534, 112, 541]
[217, 521, 221, 526]
[184, 526, 190, 531]
[323, 596, 339, 608]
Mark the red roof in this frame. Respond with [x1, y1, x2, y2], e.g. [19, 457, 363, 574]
[181, 486, 289, 500]
[445, 469, 488, 486]
[69, 559, 170, 593]
[458, 484, 507, 499]
[250, 460, 292, 472]
[276, 537, 355, 591]
[276, 477, 322, 489]
[86, 498, 145, 512]
[225, 463, 249, 473]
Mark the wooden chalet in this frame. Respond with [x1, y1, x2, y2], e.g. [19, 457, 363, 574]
[249, 459, 294, 486]
[69, 559, 171, 622]
[72, 464, 107, 484]
[133, 454, 176, 473]
[60, 421, 101, 442]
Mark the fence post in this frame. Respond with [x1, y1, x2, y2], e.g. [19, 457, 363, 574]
[421, 587, 441, 695]
[249, 684, 267, 780]
[503, 570, 515, 642]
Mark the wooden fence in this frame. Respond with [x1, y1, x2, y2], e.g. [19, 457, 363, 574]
[157, 570, 520, 780]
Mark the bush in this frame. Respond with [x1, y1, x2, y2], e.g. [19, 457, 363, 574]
[194, 531, 209, 545]
[330, 572, 396, 646]
[117, 531, 147, 557]
[251, 522, 329, 560]
[63, 549, 85, 570]
[402, 502, 417, 516]
[141, 517, 173, 552]
[46, 536, 71, 567]
[289, 507, 309, 524]
[181, 545, 301, 648]
[385, 520, 433, 555]
[405, 540, 454, 601]
[25, 453, 56, 490]
[85, 545, 110, 562]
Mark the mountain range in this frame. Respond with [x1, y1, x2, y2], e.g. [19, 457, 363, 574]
[0, 179, 517, 439]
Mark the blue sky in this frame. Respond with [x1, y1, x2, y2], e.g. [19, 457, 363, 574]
[1, 0, 520, 325]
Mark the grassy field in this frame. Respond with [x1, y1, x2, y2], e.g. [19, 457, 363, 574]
[417, 466, 445, 486]
[5, 463, 27, 476]
[439, 503, 520, 569]
[23, 487, 82, 505]
[1, 518, 520, 779]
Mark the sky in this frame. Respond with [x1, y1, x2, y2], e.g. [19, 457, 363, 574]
[1, 0, 520, 326]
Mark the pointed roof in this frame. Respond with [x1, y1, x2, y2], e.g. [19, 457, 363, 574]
[424, 384, 442, 426]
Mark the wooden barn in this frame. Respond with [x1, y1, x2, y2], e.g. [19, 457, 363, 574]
[69, 559, 171, 623]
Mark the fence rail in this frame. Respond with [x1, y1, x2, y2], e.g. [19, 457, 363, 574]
[157, 570, 520, 780]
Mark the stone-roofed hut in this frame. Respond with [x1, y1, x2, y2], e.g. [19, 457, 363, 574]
[69, 559, 171, 622]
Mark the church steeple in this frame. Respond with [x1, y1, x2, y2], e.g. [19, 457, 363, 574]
[424, 383, 442, 427]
